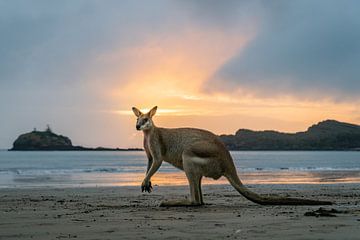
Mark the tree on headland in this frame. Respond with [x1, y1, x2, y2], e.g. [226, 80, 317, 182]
[46, 124, 52, 133]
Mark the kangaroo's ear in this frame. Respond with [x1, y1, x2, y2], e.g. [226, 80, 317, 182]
[132, 107, 142, 117]
[149, 106, 157, 118]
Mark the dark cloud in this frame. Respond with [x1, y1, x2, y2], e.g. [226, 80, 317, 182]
[0, 0, 193, 87]
[206, 0, 360, 99]
[176, 0, 261, 30]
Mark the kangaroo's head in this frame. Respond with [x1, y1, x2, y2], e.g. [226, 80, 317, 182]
[132, 106, 157, 131]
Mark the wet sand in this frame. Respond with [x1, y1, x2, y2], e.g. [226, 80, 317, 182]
[0, 184, 360, 239]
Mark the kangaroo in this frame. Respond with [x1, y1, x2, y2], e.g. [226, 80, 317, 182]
[132, 106, 332, 206]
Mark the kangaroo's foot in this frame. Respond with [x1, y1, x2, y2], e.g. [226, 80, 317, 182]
[159, 199, 203, 207]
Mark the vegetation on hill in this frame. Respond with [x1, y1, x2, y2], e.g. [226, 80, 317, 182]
[11, 127, 73, 150]
[219, 120, 360, 150]
[11, 120, 360, 151]
[10, 126, 142, 151]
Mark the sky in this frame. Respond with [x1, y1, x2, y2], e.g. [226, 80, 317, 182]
[1, 0, 360, 149]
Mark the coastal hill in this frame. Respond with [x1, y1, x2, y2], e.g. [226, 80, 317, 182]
[10, 126, 142, 151]
[219, 120, 360, 150]
[10, 120, 360, 151]
[11, 127, 73, 150]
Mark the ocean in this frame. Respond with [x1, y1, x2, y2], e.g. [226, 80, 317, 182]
[0, 150, 359, 188]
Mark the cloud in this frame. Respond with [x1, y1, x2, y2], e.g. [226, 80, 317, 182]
[0, 0, 189, 148]
[0, 0, 253, 148]
[1, 0, 360, 148]
[206, 0, 360, 99]
[0, 0, 204, 88]
[175, 0, 261, 30]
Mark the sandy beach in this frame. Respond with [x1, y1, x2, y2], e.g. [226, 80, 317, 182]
[0, 183, 360, 240]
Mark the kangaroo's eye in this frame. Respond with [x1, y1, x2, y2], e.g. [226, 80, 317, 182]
[143, 118, 148, 122]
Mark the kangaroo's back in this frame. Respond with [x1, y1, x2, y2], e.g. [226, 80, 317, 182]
[155, 127, 233, 170]
[158, 127, 221, 148]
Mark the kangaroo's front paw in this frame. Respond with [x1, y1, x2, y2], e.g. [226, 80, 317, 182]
[141, 180, 152, 193]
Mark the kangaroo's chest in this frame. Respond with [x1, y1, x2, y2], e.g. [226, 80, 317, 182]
[143, 136, 151, 158]
[143, 133, 184, 170]
[143, 135, 154, 156]
[143, 134, 161, 157]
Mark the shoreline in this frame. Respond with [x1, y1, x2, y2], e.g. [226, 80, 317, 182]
[4, 149, 360, 151]
[7, 148, 144, 152]
[2, 181, 360, 190]
[2, 170, 360, 189]
[1, 184, 360, 239]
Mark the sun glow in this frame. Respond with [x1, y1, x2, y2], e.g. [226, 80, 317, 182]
[94, 26, 360, 148]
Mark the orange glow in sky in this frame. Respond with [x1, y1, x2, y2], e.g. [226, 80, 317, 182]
[2, 1, 360, 150]
[93, 28, 360, 148]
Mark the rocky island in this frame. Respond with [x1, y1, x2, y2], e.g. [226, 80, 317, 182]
[220, 120, 360, 150]
[10, 126, 142, 151]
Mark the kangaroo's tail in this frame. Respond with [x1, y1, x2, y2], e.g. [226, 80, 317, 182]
[225, 172, 332, 205]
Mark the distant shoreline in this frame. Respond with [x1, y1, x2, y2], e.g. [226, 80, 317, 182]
[7, 148, 143, 152]
[9, 129, 145, 151]
[220, 119, 360, 151]
[9, 119, 360, 151]
[5, 149, 360, 152]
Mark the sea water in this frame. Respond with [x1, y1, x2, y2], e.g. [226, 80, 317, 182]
[0, 150, 359, 188]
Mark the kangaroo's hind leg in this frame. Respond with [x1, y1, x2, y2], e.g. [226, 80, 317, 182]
[159, 151, 204, 207]
[186, 169, 204, 205]
[159, 174, 203, 207]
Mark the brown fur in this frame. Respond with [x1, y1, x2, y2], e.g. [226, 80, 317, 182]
[132, 106, 332, 206]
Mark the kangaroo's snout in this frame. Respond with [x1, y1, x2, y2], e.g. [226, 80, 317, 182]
[136, 124, 141, 130]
